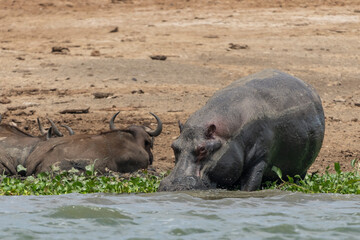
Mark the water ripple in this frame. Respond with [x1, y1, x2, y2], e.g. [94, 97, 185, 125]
[0, 191, 359, 239]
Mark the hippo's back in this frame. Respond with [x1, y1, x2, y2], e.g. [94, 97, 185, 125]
[186, 69, 324, 137]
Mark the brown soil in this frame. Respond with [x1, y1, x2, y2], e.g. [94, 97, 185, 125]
[0, 0, 359, 174]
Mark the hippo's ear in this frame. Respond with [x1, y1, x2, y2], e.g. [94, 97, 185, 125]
[178, 120, 184, 133]
[206, 124, 216, 138]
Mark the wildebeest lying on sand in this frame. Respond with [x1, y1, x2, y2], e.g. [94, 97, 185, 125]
[159, 69, 325, 191]
[25, 112, 162, 175]
[0, 115, 71, 175]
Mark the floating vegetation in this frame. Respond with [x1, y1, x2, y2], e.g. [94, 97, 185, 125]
[0, 160, 359, 195]
[264, 160, 360, 194]
[0, 165, 163, 196]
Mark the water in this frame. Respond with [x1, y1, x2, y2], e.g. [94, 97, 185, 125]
[0, 190, 359, 240]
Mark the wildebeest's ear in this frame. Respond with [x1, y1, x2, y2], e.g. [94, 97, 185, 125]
[178, 120, 184, 133]
[206, 124, 216, 138]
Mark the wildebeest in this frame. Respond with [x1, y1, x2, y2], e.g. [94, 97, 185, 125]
[159, 69, 325, 191]
[0, 114, 73, 175]
[24, 112, 163, 175]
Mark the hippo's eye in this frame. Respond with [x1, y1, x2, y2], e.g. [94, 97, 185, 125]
[197, 146, 206, 156]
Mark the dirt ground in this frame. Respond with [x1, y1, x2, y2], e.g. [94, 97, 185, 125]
[0, 0, 359, 174]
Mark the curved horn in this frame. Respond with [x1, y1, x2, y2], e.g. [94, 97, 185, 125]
[61, 125, 75, 135]
[46, 127, 53, 140]
[109, 111, 120, 130]
[146, 112, 162, 137]
[37, 118, 46, 135]
[47, 118, 63, 137]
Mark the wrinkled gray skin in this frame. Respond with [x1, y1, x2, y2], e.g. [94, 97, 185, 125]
[159, 69, 325, 191]
[0, 115, 71, 175]
[24, 112, 162, 175]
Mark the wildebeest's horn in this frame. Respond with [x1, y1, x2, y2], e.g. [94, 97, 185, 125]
[146, 112, 162, 137]
[47, 118, 63, 137]
[37, 118, 46, 135]
[110, 111, 120, 130]
[46, 127, 53, 140]
[61, 125, 75, 135]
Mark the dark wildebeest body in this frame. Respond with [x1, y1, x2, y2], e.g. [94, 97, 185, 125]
[25, 112, 162, 175]
[0, 115, 73, 175]
[0, 124, 40, 175]
[159, 69, 325, 191]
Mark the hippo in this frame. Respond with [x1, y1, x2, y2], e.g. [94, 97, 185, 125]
[159, 69, 325, 191]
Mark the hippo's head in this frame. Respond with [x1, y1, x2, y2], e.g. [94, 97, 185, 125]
[159, 122, 244, 191]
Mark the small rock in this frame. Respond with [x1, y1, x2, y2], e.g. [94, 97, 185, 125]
[9, 122, 18, 127]
[0, 97, 11, 104]
[13, 110, 35, 116]
[328, 116, 341, 122]
[229, 43, 249, 50]
[333, 96, 346, 103]
[203, 35, 219, 38]
[93, 92, 114, 99]
[150, 55, 167, 61]
[91, 50, 101, 57]
[355, 102, 360, 107]
[109, 27, 119, 33]
[131, 90, 144, 94]
[327, 81, 341, 87]
[51, 46, 70, 54]
[60, 107, 90, 114]
[132, 77, 137, 81]
[7, 105, 27, 111]
[351, 118, 358, 122]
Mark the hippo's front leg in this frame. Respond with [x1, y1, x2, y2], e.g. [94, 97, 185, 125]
[239, 160, 267, 191]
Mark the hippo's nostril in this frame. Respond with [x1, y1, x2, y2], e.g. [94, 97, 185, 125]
[183, 176, 197, 187]
[159, 175, 213, 191]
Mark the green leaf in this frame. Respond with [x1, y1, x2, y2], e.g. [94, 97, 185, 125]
[16, 165, 27, 174]
[351, 159, 358, 168]
[334, 162, 341, 174]
[272, 166, 282, 179]
[51, 165, 60, 172]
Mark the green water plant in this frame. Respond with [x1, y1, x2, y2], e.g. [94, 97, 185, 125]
[0, 165, 163, 196]
[264, 160, 360, 194]
[1, 161, 359, 195]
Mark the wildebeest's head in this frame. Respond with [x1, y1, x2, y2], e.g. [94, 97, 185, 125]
[109, 111, 162, 165]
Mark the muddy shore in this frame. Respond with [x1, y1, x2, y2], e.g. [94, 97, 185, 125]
[0, 0, 359, 173]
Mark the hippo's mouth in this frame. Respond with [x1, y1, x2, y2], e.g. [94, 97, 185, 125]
[158, 175, 216, 191]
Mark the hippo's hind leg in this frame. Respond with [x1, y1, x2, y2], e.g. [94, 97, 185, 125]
[239, 159, 267, 191]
